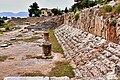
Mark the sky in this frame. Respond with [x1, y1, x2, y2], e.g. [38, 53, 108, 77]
[0, 0, 74, 13]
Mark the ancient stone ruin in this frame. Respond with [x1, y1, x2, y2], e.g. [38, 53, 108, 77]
[55, 25, 120, 79]
[53, 4, 120, 79]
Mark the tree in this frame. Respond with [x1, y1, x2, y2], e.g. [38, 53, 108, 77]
[28, 2, 40, 17]
[51, 8, 59, 16]
[28, 9, 32, 17]
[2, 16, 8, 20]
[58, 9, 63, 15]
[74, 0, 81, 2]
[72, 1, 89, 11]
[65, 7, 68, 13]
[74, 6, 79, 13]
[0, 18, 4, 26]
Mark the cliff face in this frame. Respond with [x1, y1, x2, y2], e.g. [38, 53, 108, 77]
[64, 7, 120, 44]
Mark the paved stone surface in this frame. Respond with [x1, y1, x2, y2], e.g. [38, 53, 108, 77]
[4, 77, 70, 80]
[4, 77, 49, 80]
[55, 25, 120, 80]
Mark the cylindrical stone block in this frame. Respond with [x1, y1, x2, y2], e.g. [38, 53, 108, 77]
[42, 42, 51, 56]
[44, 32, 49, 42]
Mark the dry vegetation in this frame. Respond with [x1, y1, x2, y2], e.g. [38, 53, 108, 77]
[49, 61, 75, 78]
[0, 56, 8, 61]
[48, 30, 63, 53]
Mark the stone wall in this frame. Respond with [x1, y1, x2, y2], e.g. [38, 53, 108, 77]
[55, 25, 120, 79]
[64, 7, 120, 44]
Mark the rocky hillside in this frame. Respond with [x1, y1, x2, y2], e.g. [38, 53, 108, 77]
[64, 1, 120, 44]
[27, 15, 64, 31]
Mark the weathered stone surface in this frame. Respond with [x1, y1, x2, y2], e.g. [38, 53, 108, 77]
[55, 25, 120, 79]
[0, 28, 6, 32]
[42, 42, 51, 56]
[50, 76, 69, 80]
[4, 77, 49, 80]
[44, 32, 49, 42]
[64, 7, 120, 44]
[10, 38, 16, 40]
[4, 77, 70, 80]
[28, 15, 64, 31]
[0, 44, 9, 47]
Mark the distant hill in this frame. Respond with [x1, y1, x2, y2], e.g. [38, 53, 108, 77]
[0, 12, 28, 18]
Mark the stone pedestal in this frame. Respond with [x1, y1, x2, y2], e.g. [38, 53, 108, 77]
[42, 42, 51, 56]
[44, 32, 49, 42]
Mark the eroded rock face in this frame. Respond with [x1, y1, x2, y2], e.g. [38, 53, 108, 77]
[55, 25, 120, 79]
[64, 7, 120, 44]
[107, 23, 117, 43]
[116, 18, 120, 44]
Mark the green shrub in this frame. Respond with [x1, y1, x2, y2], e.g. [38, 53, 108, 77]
[105, 5, 112, 12]
[0, 19, 4, 26]
[111, 19, 117, 26]
[75, 12, 80, 21]
[74, 7, 79, 13]
[115, 4, 120, 13]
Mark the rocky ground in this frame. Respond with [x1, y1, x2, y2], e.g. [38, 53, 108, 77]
[0, 25, 67, 80]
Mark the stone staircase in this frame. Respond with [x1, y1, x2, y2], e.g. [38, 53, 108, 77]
[55, 25, 120, 80]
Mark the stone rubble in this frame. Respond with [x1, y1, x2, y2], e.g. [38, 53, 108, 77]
[55, 25, 120, 80]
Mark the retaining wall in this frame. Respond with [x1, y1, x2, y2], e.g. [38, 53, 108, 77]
[55, 25, 120, 79]
[64, 7, 120, 44]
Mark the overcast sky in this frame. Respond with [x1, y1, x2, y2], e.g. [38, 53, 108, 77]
[0, 0, 74, 13]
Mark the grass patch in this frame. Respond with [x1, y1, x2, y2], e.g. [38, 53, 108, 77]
[48, 30, 63, 53]
[0, 31, 3, 35]
[16, 34, 23, 37]
[33, 32, 43, 35]
[0, 25, 12, 32]
[26, 55, 43, 59]
[75, 12, 80, 21]
[0, 56, 7, 61]
[9, 36, 42, 42]
[8, 57, 14, 60]
[49, 61, 75, 78]
[20, 72, 45, 77]
[22, 36, 42, 42]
